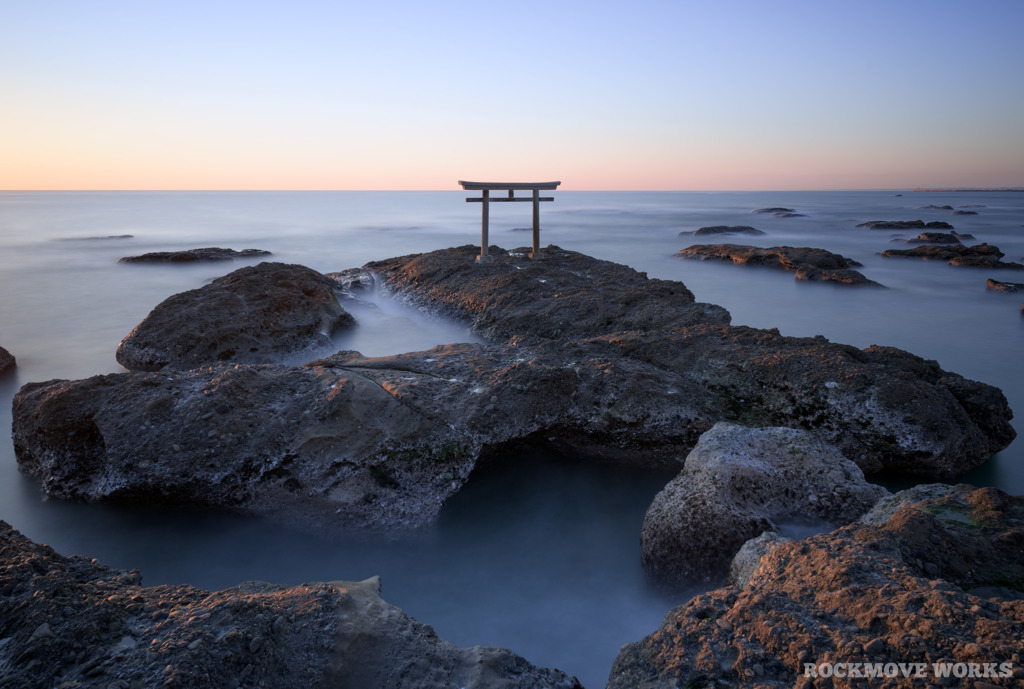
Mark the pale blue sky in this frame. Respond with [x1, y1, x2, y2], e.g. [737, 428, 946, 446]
[2, 0, 1022, 189]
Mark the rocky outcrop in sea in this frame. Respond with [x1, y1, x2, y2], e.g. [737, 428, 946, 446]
[118, 247, 272, 263]
[12, 246, 1015, 530]
[686, 225, 765, 236]
[881, 243, 1024, 269]
[904, 231, 974, 244]
[115, 262, 356, 371]
[0, 345, 14, 376]
[987, 279, 1024, 293]
[610, 484, 1024, 688]
[858, 220, 955, 230]
[0, 520, 582, 689]
[676, 244, 881, 286]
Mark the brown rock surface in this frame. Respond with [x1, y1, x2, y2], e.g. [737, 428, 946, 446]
[611, 484, 1024, 688]
[0, 520, 581, 689]
[677, 244, 881, 286]
[882, 243, 1024, 269]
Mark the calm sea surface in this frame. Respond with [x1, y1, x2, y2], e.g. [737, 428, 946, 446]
[2, 190, 1022, 687]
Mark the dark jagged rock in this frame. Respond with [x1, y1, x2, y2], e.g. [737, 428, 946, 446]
[118, 247, 272, 263]
[677, 244, 882, 286]
[987, 279, 1024, 293]
[882, 243, 1024, 269]
[920, 205, 954, 210]
[0, 345, 15, 376]
[115, 262, 355, 371]
[0, 521, 582, 689]
[640, 423, 889, 587]
[952, 209, 979, 215]
[366, 245, 730, 342]
[858, 219, 954, 230]
[752, 207, 795, 214]
[687, 225, 766, 236]
[14, 246, 1015, 529]
[610, 485, 1024, 689]
[905, 231, 974, 244]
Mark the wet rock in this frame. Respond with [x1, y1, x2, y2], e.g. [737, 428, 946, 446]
[687, 225, 765, 236]
[0, 345, 14, 376]
[0, 520, 582, 689]
[640, 423, 889, 587]
[116, 262, 355, 371]
[986, 279, 1024, 293]
[882, 243, 1024, 269]
[118, 247, 272, 263]
[15, 247, 1015, 529]
[905, 231, 974, 244]
[611, 485, 1024, 689]
[858, 219, 955, 230]
[752, 207, 795, 214]
[677, 244, 882, 286]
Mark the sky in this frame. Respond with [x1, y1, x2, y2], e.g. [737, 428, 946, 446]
[2, 0, 1023, 191]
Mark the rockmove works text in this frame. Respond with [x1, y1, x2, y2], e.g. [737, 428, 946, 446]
[803, 661, 1014, 679]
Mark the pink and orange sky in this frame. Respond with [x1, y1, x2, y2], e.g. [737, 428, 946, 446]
[2, 1, 1022, 191]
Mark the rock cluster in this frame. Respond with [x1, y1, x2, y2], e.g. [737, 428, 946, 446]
[687, 225, 765, 236]
[0, 521, 581, 689]
[118, 247, 272, 263]
[857, 220, 954, 230]
[881, 243, 1024, 269]
[640, 423, 889, 587]
[610, 484, 1024, 689]
[115, 262, 355, 371]
[14, 246, 1015, 530]
[0, 345, 14, 375]
[676, 244, 882, 286]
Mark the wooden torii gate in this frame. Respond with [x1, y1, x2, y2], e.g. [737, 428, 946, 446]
[459, 180, 561, 261]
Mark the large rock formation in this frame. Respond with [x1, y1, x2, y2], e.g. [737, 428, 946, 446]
[881, 243, 1024, 269]
[610, 485, 1024, 689]
[116, 262, 355, 371]
[13, 246, 1015, 529]
[677, 244, 881, 286]
[0, 345, 14, 376]
[0, 520, 581, 689]
[640, 423, 889, 587]
[118, 247, 272, 263]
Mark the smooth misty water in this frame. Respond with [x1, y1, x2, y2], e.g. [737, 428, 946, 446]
[2, 190, 1023, 687]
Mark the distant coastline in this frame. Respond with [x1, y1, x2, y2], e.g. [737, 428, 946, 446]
[914, 187, 1024, 192]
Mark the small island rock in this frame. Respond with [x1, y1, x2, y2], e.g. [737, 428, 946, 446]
[751, 207, 795, 214]
[858, 219, 954, 230]
[987, 279, 1024, 293]
[677, 244, 881, 286]
[116, 262, 355, 371]
[687, 225, 765, 236]
[0, 345, 15, 376]
[882, 243, 1024, 269]
[118, 247, 272, 263]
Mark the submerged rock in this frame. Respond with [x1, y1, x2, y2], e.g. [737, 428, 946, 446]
[882, 243, 1024, 269]
[640, 423, 889, 587]
[677, 244, 882, 286]
[687, 225, 765, 236]
[905, 231, 973, 244]
[14, 246, 1015, 529]
[952, 209, 979, 215]
[118, 247, 272, 263]
[752, 207, 795, 214]
[116, 262, 355, 371]
[0, 520, 582, 689]
[987, 279, 1024, 293]
[0, 345, 14, 376]
[611, 484, 1024, 689]
[858, 219, 954, 230]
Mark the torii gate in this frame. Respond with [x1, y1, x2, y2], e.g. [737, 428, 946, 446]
[458, 180, 561, 262]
